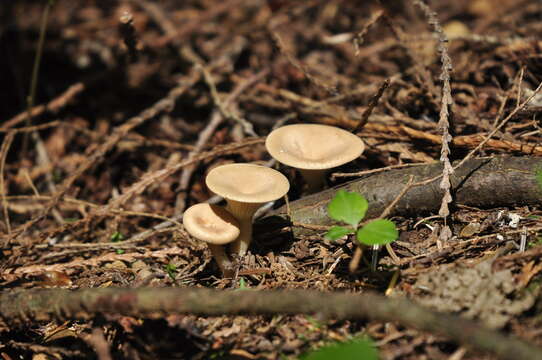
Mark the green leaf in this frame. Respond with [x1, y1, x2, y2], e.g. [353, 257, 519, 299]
[165, 263, 177, 280]
[357, 219, 398, 246]
[325, 226, 354, 241]
[239, 277, 247, 289]
[110, 231, 124, 242]
[301, 339, 378, 360]
[327, 190, 368, 227]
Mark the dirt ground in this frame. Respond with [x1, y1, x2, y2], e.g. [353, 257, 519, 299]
[1, 0, 542, 359]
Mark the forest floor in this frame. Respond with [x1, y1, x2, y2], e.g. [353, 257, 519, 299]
[1, 0, 542, 359]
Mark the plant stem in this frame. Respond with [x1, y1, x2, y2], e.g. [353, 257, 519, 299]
[208, 244, 234, 277]
[370, 245, 380, 271]
[23, 0, 54, 153]
[26, 0, 53, 123]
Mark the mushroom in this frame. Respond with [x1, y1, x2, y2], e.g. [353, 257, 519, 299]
[182, 203, 240, 276]
[265, 124, 365, 193]
[205, 163, 290, 257]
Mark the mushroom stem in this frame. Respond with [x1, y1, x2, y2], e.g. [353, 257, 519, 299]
[226, 200, 263, 257]
[299, 169, 328, 193]
[229, 218, 253, 257]
[208, 244, 234, 277]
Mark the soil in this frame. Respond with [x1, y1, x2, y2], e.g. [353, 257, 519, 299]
[1, 0, 542, 359]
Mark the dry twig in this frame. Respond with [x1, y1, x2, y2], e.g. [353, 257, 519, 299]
[353, 78, 390, 133]
[353, 10, 384, 56]
[410, 0, 454, 242]
[2, 83, 84, 130]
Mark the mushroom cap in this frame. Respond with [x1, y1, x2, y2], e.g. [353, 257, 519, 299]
[183, 203, 240, 245]
[206, 163, 290, 203]
[265, 124, 365, 170]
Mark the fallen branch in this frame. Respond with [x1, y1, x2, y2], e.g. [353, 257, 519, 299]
[0, 287, 539, 360]
[261, 156, 542, 233]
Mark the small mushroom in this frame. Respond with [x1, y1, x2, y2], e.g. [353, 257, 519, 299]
[265, 124, 365, 193]
[205, 163, 290, 257]
[183, 203, 240, 276]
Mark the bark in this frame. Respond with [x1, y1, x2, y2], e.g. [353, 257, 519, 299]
[259, 156, 542, 233]
[0, 287, 540, 360]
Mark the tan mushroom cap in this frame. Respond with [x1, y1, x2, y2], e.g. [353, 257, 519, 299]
[183, 203, 240, 245]
[265, 124, 365, 170]
[206, 163, 290, 203]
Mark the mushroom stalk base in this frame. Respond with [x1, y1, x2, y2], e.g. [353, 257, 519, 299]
[208, 244, 234, 277]
[299, 169, 328, 193]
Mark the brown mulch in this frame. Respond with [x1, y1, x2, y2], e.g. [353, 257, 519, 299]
[1, 0, 542, 359]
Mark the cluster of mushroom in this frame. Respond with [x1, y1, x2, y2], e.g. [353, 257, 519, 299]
[182, 124, 365, 276]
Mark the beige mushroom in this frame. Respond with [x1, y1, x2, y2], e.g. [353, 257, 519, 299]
[183, 203, 240, 276]
[205, 163, 290, 257]
[265, 124, 365, 193]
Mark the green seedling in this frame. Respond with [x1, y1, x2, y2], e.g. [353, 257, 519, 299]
[111, 231, 125, 254]
[238, 277, 247, 289]
[300, 338, 378, 360]
[111, 231, 124, 242]
[324, 190, 398, 270]
[165, 263, 177, 280]
[528, 235, 542, 249]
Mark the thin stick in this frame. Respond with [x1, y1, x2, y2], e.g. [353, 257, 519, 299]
[375, 175, 414, 268]
[21, 170, 40, 197]
[269, 26, 338, 96]
[385, 269, 401, 296]
[332, 162, 427, 179]
[25, 0, 54, 126]
[348, 247, 363, 273]
[22, 0, 54, 158]
[2, 83, 83, 130]
[118, 11, 139, 61]
[353, 10, 384, 56]
[353, 78, 390, 133]
[199, 63, 259, 137]
[81, 328, 112, 360]
[0, 121, 60, 134]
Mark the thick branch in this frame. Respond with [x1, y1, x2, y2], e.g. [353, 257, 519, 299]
[262, 156, 542, 232]
[0, 287, 540, 360]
